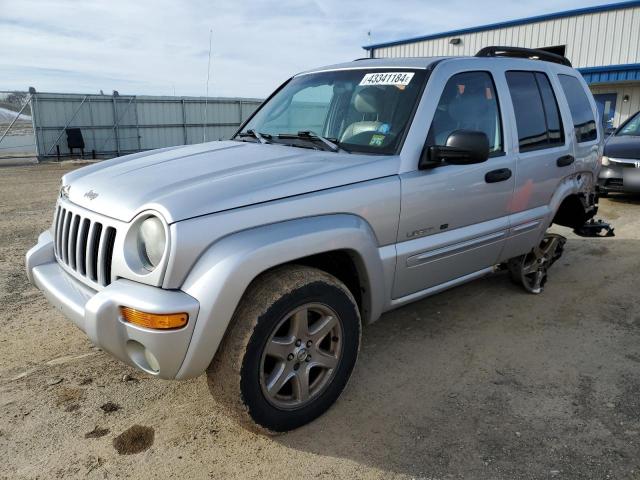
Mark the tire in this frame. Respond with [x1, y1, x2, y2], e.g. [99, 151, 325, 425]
[207, 265, 361, 434]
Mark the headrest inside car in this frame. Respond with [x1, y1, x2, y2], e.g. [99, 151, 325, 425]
[354, 87, 383, 113]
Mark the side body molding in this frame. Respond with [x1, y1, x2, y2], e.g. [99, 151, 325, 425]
[176, 214, 387, 379]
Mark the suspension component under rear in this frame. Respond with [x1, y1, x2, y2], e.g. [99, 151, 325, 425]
[573, 219, 615, 238]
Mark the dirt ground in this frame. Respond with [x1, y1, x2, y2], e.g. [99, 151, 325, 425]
[1, 162, 639, 479]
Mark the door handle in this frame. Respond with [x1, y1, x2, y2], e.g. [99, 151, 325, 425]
[557, 155, 575, 167]
[485, 168, 512, 183]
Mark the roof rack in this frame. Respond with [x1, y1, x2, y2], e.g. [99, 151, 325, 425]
[475, 46, 572, 67]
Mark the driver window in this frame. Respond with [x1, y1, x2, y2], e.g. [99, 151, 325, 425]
[428, 71, 503, 154]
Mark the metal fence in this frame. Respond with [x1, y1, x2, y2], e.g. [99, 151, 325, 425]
[0, 91, 36, 160]
[22, 92, 262, 160]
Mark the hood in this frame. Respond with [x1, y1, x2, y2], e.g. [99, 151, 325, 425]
[604, 135, 640, 159]
[62, 141, 399, 223]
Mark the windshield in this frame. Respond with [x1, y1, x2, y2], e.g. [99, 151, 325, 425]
[236, 69, 428, 155]
[617, 111, 640, 136]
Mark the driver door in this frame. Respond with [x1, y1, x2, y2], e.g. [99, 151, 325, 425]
[393, 69, 516, 298]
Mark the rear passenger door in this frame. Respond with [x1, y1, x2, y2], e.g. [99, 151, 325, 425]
[500, 70, 574, 260]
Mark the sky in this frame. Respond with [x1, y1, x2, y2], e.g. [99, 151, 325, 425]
[0, 0, 615, 99]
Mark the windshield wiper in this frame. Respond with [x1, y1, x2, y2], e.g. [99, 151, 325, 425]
[236, 129, 271, 144]
[277, 131, 350, 153]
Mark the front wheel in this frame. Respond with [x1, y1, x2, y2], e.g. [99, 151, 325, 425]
[207, 265, 361, 434]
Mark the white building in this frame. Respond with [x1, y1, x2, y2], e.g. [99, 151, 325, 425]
[364, 1, 640, 129]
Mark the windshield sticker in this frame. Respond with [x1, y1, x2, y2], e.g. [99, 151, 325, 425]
[359, 72, 414, 87]
[377, 123, 391, 134]
[369, 134, 386, 147]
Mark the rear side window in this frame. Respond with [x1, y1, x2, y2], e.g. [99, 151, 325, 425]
[506, 71, 565, 152]
[558, 74, 598, 143]
[535, 73, 564, 146]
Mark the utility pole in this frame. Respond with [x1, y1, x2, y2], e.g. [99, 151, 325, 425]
[203, 29, 212, 143]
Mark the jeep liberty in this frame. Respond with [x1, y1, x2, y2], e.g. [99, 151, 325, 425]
[27, 47, 610, 432]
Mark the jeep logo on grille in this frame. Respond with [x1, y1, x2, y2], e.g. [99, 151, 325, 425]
[60, 185, 70, 199]
[84, 190, 99, 200]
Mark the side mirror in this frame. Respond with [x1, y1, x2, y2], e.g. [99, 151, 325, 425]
[419, 130, 490, 169]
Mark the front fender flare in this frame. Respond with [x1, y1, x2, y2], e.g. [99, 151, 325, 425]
[175, 214, 386, 379]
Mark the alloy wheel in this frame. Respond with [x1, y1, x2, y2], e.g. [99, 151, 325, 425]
[509, 233, 566, 294]
[259, 303, 343, 410]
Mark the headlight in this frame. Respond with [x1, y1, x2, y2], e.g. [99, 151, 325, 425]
[137, 216, 166, 270]
[122, 212, 170, 283]
[601, 156, 610, 166]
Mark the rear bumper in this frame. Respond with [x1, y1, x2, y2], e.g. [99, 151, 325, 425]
[598, 165, 640, 193]
[26, 230, 200, 379]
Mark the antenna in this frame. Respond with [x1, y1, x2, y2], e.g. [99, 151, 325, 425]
[203, 28, 213, 143]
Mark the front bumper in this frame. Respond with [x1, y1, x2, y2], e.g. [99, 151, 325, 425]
[26, 230, 200, 379]
[598, 164, 640, 193]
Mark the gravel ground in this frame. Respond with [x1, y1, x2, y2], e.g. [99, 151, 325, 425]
[1, 162, 639, 479]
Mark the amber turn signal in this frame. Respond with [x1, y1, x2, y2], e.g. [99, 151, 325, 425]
[120, 307, 188, 330]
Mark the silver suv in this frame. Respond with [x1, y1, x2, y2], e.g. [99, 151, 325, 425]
[27, 48, 604, 433]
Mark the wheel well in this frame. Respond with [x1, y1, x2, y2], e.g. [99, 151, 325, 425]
[286, 250, 367, 320]
[552, 193, 595, 229]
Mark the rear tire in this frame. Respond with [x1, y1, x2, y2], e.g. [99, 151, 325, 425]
[207, 265, 361, 434]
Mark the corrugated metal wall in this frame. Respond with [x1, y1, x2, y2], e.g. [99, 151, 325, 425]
[31, 93, 262, 159]
[591, 83, 640, 126]
[371, 5, 640, 68]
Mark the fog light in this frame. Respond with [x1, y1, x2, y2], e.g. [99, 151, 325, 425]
[120, 307, 188, 330]
[144, 349, 160, 372]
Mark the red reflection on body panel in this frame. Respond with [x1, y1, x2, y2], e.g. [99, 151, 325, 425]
[510, 179, 534, 213]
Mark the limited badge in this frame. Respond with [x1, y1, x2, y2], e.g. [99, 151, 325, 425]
[369, 134, 385, 147]
[359, 72, 414, 87]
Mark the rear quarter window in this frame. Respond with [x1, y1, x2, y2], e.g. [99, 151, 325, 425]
[558, 74, 598, 143]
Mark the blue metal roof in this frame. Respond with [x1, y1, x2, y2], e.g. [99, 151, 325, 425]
[363, 0, 640, 50]
[578, 64, 640, 84]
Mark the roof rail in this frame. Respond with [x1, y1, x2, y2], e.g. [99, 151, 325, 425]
[475, 46, 572, 67]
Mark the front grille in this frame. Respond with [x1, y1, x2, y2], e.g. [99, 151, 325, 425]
[611, 159, 640, 168]
[620, 162, 640, 169]
[605, 178, 623, 188]
[53, 205, 117, 287]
